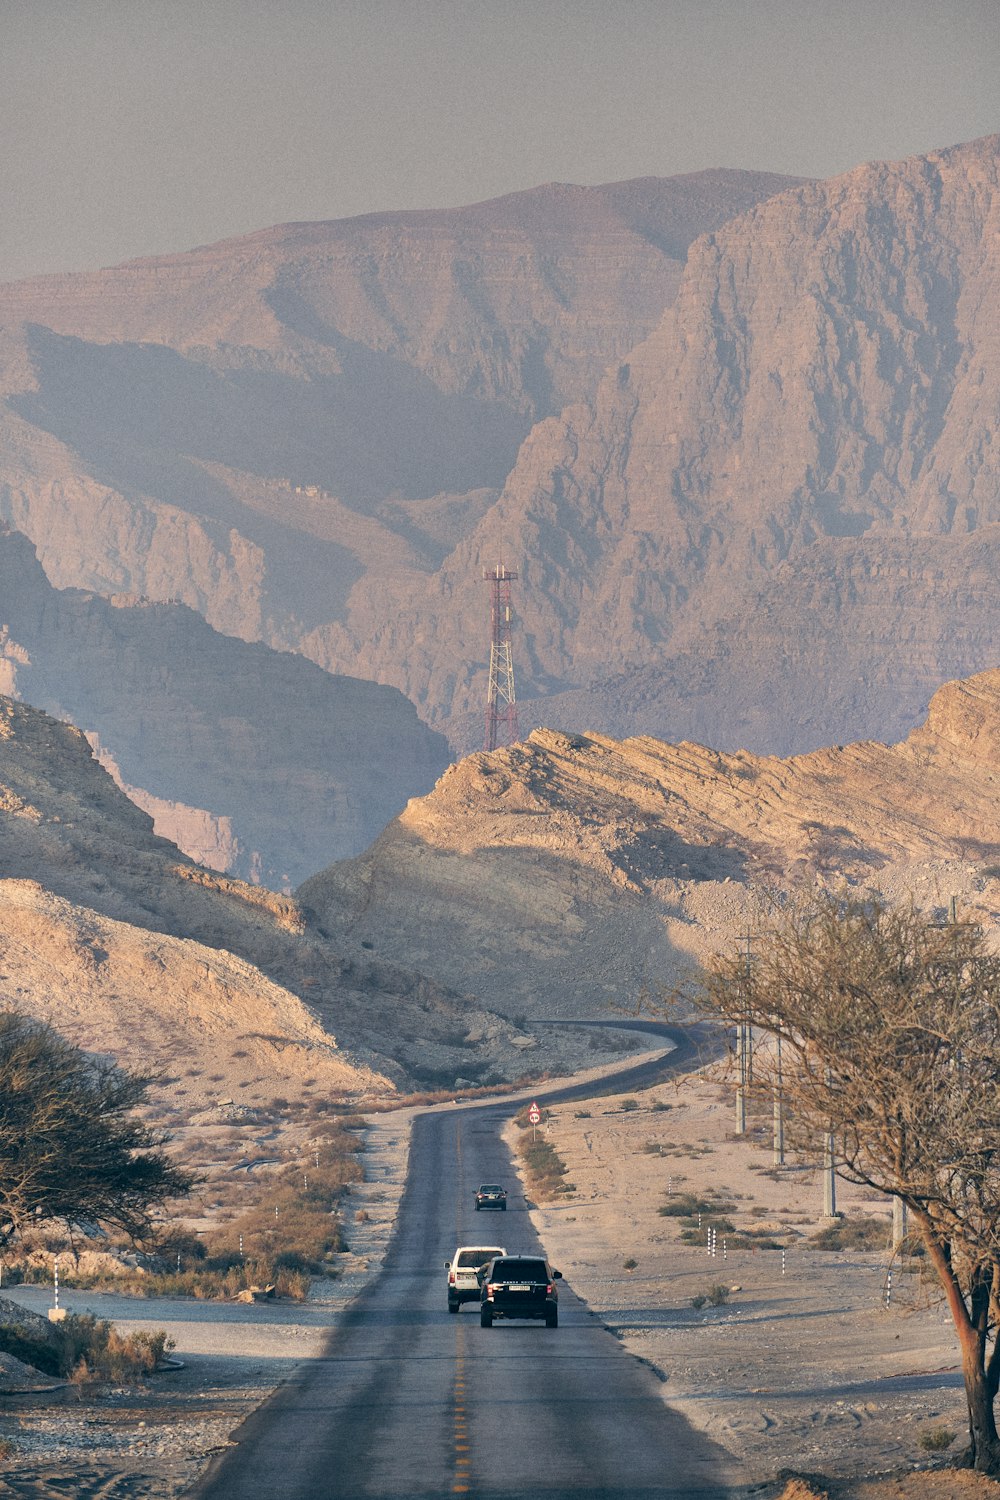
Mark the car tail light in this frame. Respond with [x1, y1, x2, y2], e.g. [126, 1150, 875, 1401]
[546, 1284, 554, 1295]
[449, 1272, 456, 1284]
[486, 1284, 495, 1300]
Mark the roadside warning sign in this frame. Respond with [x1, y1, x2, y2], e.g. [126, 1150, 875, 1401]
[527, 1102, 541, 1125]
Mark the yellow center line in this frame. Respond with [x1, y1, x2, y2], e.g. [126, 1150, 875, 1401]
[451, 1139, 474, 1497]
[452, 1314, 473, 1494]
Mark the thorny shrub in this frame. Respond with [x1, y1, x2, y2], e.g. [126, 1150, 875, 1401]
[0, 1314, 172, 1384]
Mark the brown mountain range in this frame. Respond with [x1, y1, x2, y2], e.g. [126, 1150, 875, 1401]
[4, 140, 997, 843]
[300, 667, 1000, 1020]
[4, 661, 996, 1105]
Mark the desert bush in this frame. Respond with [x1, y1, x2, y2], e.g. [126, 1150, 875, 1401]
[515, 1131, 573, 1201]
[690, 1284, 731, 1310]
[0, 1013, 193, 1248]
[619, 1098, 640, 1112]
[919, 1426, 956, 1452]
[0, 1314, 171, 1383]
[63, 1318, 173, 1387]
[659, 1192, 735, 1219]
[810, 1217, 891, 1252]
[678, 1216, 736, 1243]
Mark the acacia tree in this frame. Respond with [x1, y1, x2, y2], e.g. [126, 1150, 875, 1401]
[689, 893, 1000, 1474]
[0, 1011, 192, 1247]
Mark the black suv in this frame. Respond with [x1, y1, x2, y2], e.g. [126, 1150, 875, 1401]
[474, 1183, 507, 1211]
[479, 1255, 561, 1328]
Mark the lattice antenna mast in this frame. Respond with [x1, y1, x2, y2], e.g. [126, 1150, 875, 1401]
[483, 562, 521, 752]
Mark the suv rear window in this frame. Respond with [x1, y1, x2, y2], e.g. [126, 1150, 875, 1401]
[457, 1249, 503, 1267]
[491, 1259, 547, 1281]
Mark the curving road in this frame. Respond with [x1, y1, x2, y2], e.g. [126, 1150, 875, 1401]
[193, 1023, 739, 1499]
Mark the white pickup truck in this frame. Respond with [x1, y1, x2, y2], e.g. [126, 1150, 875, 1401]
[444, 1243, 507, 1313]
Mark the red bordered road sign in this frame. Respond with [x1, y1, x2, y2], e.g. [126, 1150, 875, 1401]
[527, 1101, 541, 1125]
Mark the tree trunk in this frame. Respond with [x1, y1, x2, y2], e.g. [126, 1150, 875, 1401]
[961, 1339, 1000, 1473]
[920, 1228, 1000, 1475]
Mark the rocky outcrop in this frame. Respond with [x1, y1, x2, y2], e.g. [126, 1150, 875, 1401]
[300, 668, 1000, 1017]
[0, 693, 557, 1091]
[0, 528, 450, 886]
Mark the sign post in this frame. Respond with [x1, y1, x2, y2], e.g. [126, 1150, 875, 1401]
[527, 1100, 541, 1141]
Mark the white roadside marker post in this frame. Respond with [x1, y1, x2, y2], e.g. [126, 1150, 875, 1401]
[48, 1255, 67, 1322]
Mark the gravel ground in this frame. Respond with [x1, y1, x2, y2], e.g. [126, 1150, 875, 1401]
[507, 1071, 1000, 1500]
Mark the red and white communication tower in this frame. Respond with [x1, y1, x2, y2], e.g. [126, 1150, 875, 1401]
[483, 562, 521, 752]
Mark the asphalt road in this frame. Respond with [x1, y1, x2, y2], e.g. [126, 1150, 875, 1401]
[194, 1023, 739, 1500]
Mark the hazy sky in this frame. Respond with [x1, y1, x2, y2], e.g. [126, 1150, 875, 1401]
[1, 0, 996, 283]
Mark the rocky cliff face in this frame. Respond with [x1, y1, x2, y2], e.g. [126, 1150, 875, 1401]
[4, 141, 995, 762]
[0, 171, 799, 418]
[0, 528, 450, 886]
[0, 694, 553, 1092]
[0, 171, 800, 710]
[301, 134, 1000, 754]
[300, 668, 1000, 1018]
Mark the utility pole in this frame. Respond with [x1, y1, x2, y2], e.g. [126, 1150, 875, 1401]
[823, 1067, 837, 1218]
[773, 1028, 785, 1166]
[892, 1196, 908, 1250]
[735, 935, 753, 1134]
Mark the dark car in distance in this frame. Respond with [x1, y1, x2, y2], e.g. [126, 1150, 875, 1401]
[479, 1254, 561, 1328]
[475, 1183, 507, 1211]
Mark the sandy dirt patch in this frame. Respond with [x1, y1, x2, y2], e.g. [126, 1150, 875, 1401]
[509, 1069, 1000, 1500]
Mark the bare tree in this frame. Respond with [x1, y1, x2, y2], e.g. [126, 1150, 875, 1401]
[688, 892, 1000, 1474]
[0, 1011, 192, 1247]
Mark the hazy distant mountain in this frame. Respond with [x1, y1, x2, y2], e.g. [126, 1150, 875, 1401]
[0, 528, 449, 886]
[7, 140, 994, 766]
[308, 133, 1000, 753]
[0, 168, 801, 705]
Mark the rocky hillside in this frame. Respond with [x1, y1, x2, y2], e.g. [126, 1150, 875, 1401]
[300, 668, 1000, 1018]
[0, 170, 799, 708]
[301, 133, 1000, 754]
[0, 694, 563, 1095]
[0, 528, 450, 886]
